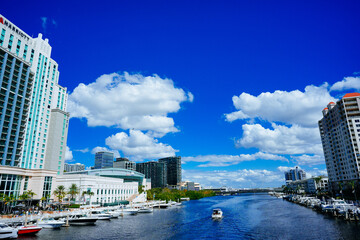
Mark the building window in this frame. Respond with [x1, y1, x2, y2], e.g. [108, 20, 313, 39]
[23, 176, 29, 191]
[16, 39, 21, 56]
[0, 28, 5, 46]
[0, 174, 22, 198]
[8, 34, 13, 50]
[23, 44, 28, 59]
[42, 176, 52, 198]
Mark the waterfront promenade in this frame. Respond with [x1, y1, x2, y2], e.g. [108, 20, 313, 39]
[11, 193, 359, 240]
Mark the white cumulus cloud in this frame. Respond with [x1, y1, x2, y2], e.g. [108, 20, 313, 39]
[183, 169, 284, 188]
[67, 72, 193, 136]
[65, 146, 73, 162]
[291, 154, 325, 166]
[237, 123, 323, 155]
[225, 84, 335, 128]
[105, 129, 177, 161]
[182, 152, 287, 167]
[330, 76, 360, 92]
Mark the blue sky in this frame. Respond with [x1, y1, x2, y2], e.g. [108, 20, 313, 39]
[3, 0, 360, 188]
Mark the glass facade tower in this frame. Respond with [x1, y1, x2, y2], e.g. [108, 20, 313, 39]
[0, 46, 34, 167]
[0, 14, 69, 174]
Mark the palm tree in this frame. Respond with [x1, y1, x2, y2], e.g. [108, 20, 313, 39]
[19, 192, 30, 209]
[82, 190, 94, 205]
[53, 185, 66, 203]
[4, 194, 15, 214]
[68, 184, 79, 202]
[314, 176, 323, 195]
[25, 190, 36, 207]
[348, 181, 357, 202]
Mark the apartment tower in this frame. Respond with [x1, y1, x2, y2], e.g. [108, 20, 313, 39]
[319, 93, 360, 189]
[159, 156, 182, 186]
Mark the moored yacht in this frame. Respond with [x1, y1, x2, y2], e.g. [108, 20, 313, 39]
[17, 225, 42, 235]
[89, 210, 112, 220]
[0, 223, 17, 239]
[138, 207, 153, 213]
[117, 207, 139, 215]
[67, 214, 98, 226]
[37, 218, 65, 229]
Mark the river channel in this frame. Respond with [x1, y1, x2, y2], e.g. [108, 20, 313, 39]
[24, 193, 360, 240]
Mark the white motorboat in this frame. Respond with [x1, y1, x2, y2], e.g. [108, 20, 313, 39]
[37, 218, 65, 229]
[107, 211, 120, 218]
[17, 225, 42, 235]
[117, 207, 139, 215]
[138, 207, 153, 213]
[89, 210, 112, 220]
[0, 223, 17, 239]
[212, 209, 223, 219]
[159, 203, 170, 209]
[67, 214, 98, 226]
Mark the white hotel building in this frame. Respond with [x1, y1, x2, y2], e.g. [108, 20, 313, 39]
[319, 93, 360, 190]
[0, 14, 69, 174]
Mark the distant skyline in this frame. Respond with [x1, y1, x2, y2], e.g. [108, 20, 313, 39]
[3, 0, 360, 188]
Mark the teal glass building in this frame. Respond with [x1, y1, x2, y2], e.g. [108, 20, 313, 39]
[0, 46, 34, 167]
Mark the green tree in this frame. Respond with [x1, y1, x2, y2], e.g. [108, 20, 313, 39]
[138, 185, 145, 194]
[82, 190, 94, 205]
[53, 185, 66, 203]
[68, 184, 80, 202]
[314, 176, 323, 195]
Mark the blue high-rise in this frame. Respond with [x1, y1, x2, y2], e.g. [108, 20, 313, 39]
[94, 152, 114, 169]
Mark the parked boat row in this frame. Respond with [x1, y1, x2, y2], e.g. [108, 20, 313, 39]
[269, 192, 360, 221]
[0, 200, 183, 239]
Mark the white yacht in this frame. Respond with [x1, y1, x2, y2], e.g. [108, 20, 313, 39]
[212, 209, 223, 219]
[89, 210, 112, 220]
[138, 207, 153, 213]
[117, 207, 139, 215]
[0, 223, 17, 239]
[67, 213, 98, 226]
[37, 218, 65, 229]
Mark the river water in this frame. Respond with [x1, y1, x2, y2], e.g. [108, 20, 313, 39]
[27, 193, 360, 240]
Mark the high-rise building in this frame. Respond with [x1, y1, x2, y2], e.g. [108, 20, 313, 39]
[319, 93, 360, 189]
[159, 156, 182, 186]
[94, 152, 114, 169]
[136, 161, 167, 188]
[113, 157, 136, 171]
[0, 45, 34, 166]
[0, 14, 69, 174]
[284, 166, 306, 183]
[64, 163, 85, 172]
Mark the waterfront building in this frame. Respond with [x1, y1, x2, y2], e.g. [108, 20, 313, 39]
[180, 181, 202, 191]
[113, 157, 136, 171]
[136, 161, 167, 188]
[0, 44, 34, 167]
[0, 14, 69, 174]
[159, 156, 182, 186]
[64, 163, 85, 173]
[319, 93, 360, 190]
[64, 168, 145, 186]
[94, 151, 114, 169]
[0, 165, 57, 199]
[284, 166, 306, 183]
[55, 174, 138, 205]
[287, 176, 329, 194]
